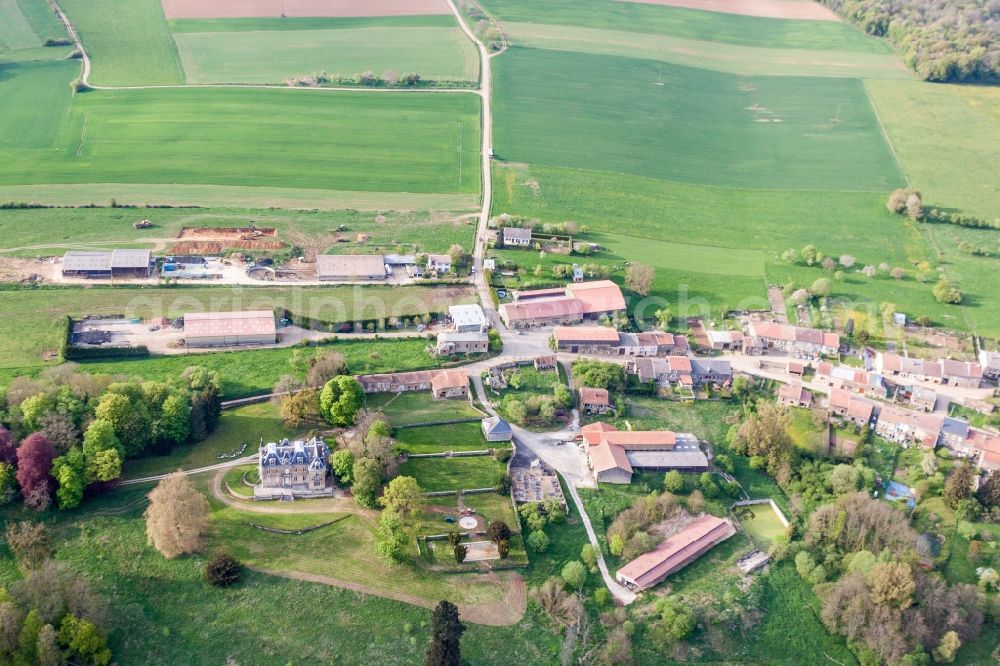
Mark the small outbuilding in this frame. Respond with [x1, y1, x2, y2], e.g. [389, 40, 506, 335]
[482, 415, 513, 442]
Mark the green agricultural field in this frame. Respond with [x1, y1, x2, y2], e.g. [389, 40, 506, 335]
[493, 48, 903, 191]
[393, 422, 493, 454]
[479, 0, 886, 53]
[121, 401, 302, 479]
[0, 0, 41, 50]
[0, 64, 481, 195]
[0, 60, 77, 150]
[174, 27, 478, 84]
[60, 0, 183, 85]
[866, 80, 1000, 221]
[0, 183, 478, 211]
[501, 22, 911, 79]
[366, 391, 482, 427]
[0, 207, 476, 256]
[168, 16, 458, 32]
[398, 456, 506, 492]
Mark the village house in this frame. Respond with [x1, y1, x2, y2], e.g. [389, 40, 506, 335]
[257, 437, 330, 499]
[979, 350, 1000, 381]
[876, 353, 983, 388]
[482, 415, 513, 442]
[828, 389, 876, 427]
[627, 356, 731, 389]
[62, 249, 154, 279]
[582, 422, 709, 484]
[448, 304, 489, 333]
[315, 254, 387, 282]
[534, 355, 557, 370]
[502, 226, 532, 247]
[940, 416, 971, 450]
[616, 515, 736, 591]
[787, 361, 805, 377]
[579, 387, 612, 415]
[426, 254, 452, 274]
[909, 386, 938, 412]
[690, 359, 733, 385]
[777, 383, 813, 408]
[705, 330, 744, 351]
[430, 369, 470, 399]
[183, 310, 277, 348]
[553, 326, 687, 356]
[746, 322, 840, 356]
[436, 331, 489, 355]
[816, 362, 887, 399]
[873, 405, 944, 448]
[499, 298, 584, 329]
[967, 430, 1000, 472]
[941, 359, 983, 388]
[501, 280, 626, 329]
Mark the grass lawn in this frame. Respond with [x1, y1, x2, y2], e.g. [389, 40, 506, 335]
[787, 407, 828, 456]
[398, 456, 506, 492]
[479, 0, 886, 52]
[0, 64, 481, 195]
[174, 26, 478, 84]
[0, 206, 476, 256]
[121, 401, 300, 479]
[494, 48, 902, 192]
[0, 283, 468, 384]
[393, 422, 493, 454]
[501, 22, 911, 79]
[736, 502, 786, 548]
[222, 464, 258, 497]
[60, 0, 184, 85]
[367, 391, 482, 427]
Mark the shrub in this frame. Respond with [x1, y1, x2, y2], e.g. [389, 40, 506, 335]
[204, 549, 242, 587]
[562, 561, 587, 590]
[526, 530, 549, 553]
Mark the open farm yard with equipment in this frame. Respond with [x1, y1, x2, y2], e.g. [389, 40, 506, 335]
[173, 25, 478, 84]
[493, 48, 903, 191]
[0, 64, 481, 195]
[0, 207, 477, 257]
[866, 80, 1000, 221]
[500, 22, 911, 79]
[479, 0, 886, 52]
[0, 284, 471, 384]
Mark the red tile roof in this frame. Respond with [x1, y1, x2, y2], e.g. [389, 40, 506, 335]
[554, 326, 620, 343]
[617, 515, 736, 588]
[500, 297, 584, 322]
[431, 369, 469, 392]
[579, 387, 610, 406]
[666, 356, 692, 373]
[565, 280, 626, 314]
[589, 441, 633, 475]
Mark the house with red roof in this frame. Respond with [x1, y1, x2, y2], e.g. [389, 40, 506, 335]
[616, 515, 736, 590]
[746, 321, 840, 356]
[581, 422, 708, 484]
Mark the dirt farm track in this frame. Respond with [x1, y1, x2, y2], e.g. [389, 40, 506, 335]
[161, 0, 450, 19]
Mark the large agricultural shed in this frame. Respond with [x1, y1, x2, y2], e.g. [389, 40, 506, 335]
[61, 250, 154, 279]
[316, 255, 387, 282]
[183, 311, 277, 348]
[616, 515, 736, 591]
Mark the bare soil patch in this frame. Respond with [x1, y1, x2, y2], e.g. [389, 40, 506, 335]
[162, 0, 450, 19]
[169, 240, 285, 254]
[171, 227, 284, 254]
[179, 227, 278, 239]
[616, 0, 840, 21]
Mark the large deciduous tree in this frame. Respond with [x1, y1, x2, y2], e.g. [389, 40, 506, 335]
[379, 476, 426, 522]
[319, 376, 365, 426]
[144, 472, 209, 559]
[16, 433, 56, 510]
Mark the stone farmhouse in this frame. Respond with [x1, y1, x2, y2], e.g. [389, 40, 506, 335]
[873, 405, 945, 448]
[582, 422, 709, 484]
[616, 515, 736, 591]
[257, 437, 330, 499]
[745, 322, 840, 356]
[777, 382, 813, 408]
[482, 415, 512, 442]
[627, 356, 732, 389]
[357, 369, 469, 399]
[827, 388, 876, 427]
[436, 331, 488, 355]
[979, 350, 1000, 380]
[579, 387, 612, 415]
[499, 280, 626, 329]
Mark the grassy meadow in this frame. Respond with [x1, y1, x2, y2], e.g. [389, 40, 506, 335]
[0, 64, 481, 194]
[60, 0, 184, 85]
[366, 391, 483, 427]
[866, 80, 1000, 221]
[479, 0, 886, 52]
[392, 422, 494, 454]
[174, 26, 479, 84]
[398, 456, 506, 492]
[493, 48, 902, 191]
